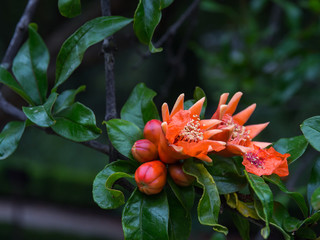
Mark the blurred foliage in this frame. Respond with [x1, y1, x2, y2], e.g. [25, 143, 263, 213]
[1, 0, 320, 239]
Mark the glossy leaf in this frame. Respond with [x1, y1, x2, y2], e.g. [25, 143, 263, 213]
[230, 211, 250, 240]
[122, 189, 169, 240]
[58, 0, 81, 18]
[0, 121, 25, 160]
[183, 159, 228, 235]
[105, 119, 143, 160]
[307, 157, 320, 212]
[53, 85, 86, 114]
[311, 187, 320, 211]
[22, 93, 57, 127]
[0, 65, 34, 105]
[167, 175, 194, 211]
[51, 102, 101, 141]
[273, 135, 308, 164]
[93, 160, 137, 209]
[133, 0, 173, 53]
[301, 116, 320, 152]
[54, 16, 133, 90]
[121, 83, 159, 130]
[12, 25, 49, 105]
[206, 156, 247, 194]
[264, 174, 308, 217]
[167, 189, 191, 240]
[244, 171, 273, 239]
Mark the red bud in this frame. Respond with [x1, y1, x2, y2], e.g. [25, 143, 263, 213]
[168, 162, 195, 187]
[144, 119, 162, 145]
[131, 139, 158, 163]
[135, 160, 167, 195]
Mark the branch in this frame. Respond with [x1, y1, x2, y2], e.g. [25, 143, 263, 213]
[1, 0, 40, 70]
[100, 0, 118, 163]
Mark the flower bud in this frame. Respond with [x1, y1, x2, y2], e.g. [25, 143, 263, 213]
[168, 162, 195, 187]
[135, 160, 167, 195]
[132, 139, 158, 163]
[144, 119, 162, 145]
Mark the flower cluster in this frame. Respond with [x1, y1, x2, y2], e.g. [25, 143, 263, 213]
[132, 92, 289, 195]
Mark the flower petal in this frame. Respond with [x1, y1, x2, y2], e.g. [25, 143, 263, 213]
[250, 141, 271, 149]
[162, 103, 169, 122]
[224, 92, 243, 116]
[211, 93, 229, 119]
[233, 103, 256, 125]
[200, 119, 221, 130]
[188, 97, 205, 117]
[203, 129, 222, 139]
[171, 94, 184, 117]
[246, 122, 269, 139]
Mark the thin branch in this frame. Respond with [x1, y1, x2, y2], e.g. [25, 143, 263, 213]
[100, 0, 118, 163]
[0, 93, 27, 122]
[1, 0, 40, 70]
[155, 0, 201, 49]
[81, 140, 110, 155]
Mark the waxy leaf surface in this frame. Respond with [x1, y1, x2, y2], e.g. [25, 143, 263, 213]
[52, 102, 101, 141]
[301, 116, 320, 152]
[106, 119, 143, 160]
[122, 189, 169, 240]
[58, 0, 81, 18]
[0, 121, 25, 160]
[93, 160, 137, 209]
[55, 16, 132, 90]
[121, 83, 159, 130]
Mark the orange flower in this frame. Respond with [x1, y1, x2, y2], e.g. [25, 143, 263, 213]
[211, 92, 271, 156]
[242, 145, 289, 177]
[159, 94, 226, 163]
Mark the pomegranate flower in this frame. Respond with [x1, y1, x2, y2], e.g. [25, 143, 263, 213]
[242, 145, 289, 177]
[211, 92, 271, 156]
[159, 94, 226, 163]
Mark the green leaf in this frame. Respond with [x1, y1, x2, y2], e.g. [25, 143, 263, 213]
[254, 201, 292, 240]
[105, 119, 143, 160]
[264, 174, 308, 217]
[54, 16, 132, 90]
[206, 156, 247, 194]
[244, 171, 273, 239]
[167, 188, 192, 240]
[22, 92, 57, 127]
[133, 0, 173, 53]
[183, 159, 228, 235]
[0, 121, 25, 160]
[122, 189, 169, 240]
[301, 116, 320, 152]
[307, 157, 320, 212]
[12, 25, 49, 105]
[273, 135, 308, 164]
[53, 85, 86, 114]
[311, 187, 320, 211]
[230, 212, 250, 240]
[93, 160, 137, 209]
[51, 102, 101, 141]
[0, 66, 34, 104]
[167, 175, 194, 211]
[121, 83, 159, 130]
[58, 0, 81, 18]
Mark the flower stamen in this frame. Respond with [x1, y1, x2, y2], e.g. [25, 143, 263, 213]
[245, 151, 265, 169]
[176, 115, 204, 143]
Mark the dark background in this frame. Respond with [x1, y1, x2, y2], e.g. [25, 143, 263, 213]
[0, 0, 320, 239]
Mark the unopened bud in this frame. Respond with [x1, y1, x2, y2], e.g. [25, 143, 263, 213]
[135, 160, 167, 195]
[131, 139, 158, 163]
[168, 162, 195, 187]
[144, 119, 162, 145]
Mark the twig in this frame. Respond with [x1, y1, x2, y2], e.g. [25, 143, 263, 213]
[1, 0, 40, 70]
[81, 140, 110, 155]
[100, 0, 118, 163]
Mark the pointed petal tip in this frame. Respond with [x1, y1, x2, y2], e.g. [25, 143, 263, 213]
[189, 97, 205, 116]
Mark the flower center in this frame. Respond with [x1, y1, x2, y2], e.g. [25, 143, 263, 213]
[245, 152, 265, 169]
[176, 115, 204, 143]
[221, 114, 251, 145]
